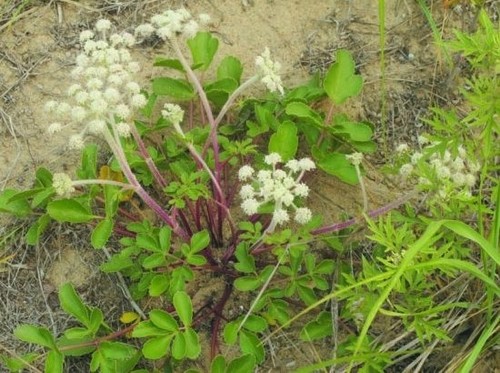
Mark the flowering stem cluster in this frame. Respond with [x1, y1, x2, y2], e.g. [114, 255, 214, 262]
[238, 153, 315, 233]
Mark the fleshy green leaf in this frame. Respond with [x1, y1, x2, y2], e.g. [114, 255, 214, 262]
[226, 354, 257, 373]
[149, 310, 178, 332]
[324, 49, 363, 104]
[173, 291, 193, 327]
[25, 214, 51, 245]
[100, 255, 133, 273]
[149, 274, 169, 296]
[154, 57, 184, 71]
[142, 253, 167, 269]
[171, 333, 186, 360]
[217, 56, 243, 84]
[268, 120, 298, 161]
[98, 341, 136, 360]
[131, 321, 165, 338]
[152, 77, 195, 100]
[14, 325, 57, 350]
[188, 32, 219, 71]
[300, 311, 333, 341]
[142, 335, 173, 360]
[223, 321, 239, 345]
[316, 152, 358, 185]
[285, 101, 323, 127]
[45, 350, 64, 373]
[47, 199, 95, 223]
[59, 283, 90, 326]
[241, 315, 268, 333]
[183, 328, 201, 359]
[78, 144, 98, 179]
[186, 254, 207, 266]
[210, 355, 226, 373]
[234, 243, 256, 273]
[158, 227, 172, 253]
[234, 276, 261, 292]
[0, 189, 32, 217]
[239, 330, 265, 363]
[190, 230, 210, 253]
[91, 218, 113, 249]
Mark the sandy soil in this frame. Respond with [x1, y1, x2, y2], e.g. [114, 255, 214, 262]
[1, 0, 498, 371]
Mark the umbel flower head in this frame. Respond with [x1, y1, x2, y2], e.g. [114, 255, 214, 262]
[45, 19, 147, 149]
[239, 153, 315, 229]
[398, 141, 480, 200]
[255, 47, 284, 95]
[135, 8, 210, 41]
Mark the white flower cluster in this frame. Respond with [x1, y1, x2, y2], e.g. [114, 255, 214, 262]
[397, 137, 480, 199]
[161, 103, 185, 136]
[135, 8, 210, 40]
[52, 173, 75, 197]
[255, 47, 284, 95]
[238, 153, 315, 227]
[45, 20, 147, 149]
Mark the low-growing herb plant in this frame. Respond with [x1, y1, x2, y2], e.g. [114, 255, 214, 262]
[0, 7, 497, 373]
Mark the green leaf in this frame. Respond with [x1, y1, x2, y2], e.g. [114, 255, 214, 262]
[223, 321, 239, 345]
[330, 115, 373, 142]
[297, 285, 317, 306]
[98, 341, 136, 360]
[88, 308, 104, 336]
[186, 254, 207, 266]
[241, 315, 268, 333]
[268, 120, 298, 161]
[152, 77, 195, 100]
[142, 253, 167, 269]
[316, 152, 358, 185]
[234, 276, 261, 292]
[0, 189, 32, 217]
[47, 199, 95, 223]
[35, 167, 53, 187]
[188, 32, 219, 71]
[59, 335, 95, 356]
[64, 327, 92, 340]
[190, 230, 210, 253]
[171, 333, 186, 360]
[131, 321, 166, 338]
[45, 350, 64, 373]
[173, 291, 193, 327]
[217, 56, 243, 84]
[285, 101, 323, 127]
[91, 218, 113, 249]
[142, 335, 172, 360]
[246, 120, 269, 138]
[210, 355, 226, 373]
[154, 57, 184, 71]
[183, 328, 201, 359]
[226, 354, 256, 373]
[77, 144, 98, 179]
[324, 49, 363, 104]
[158, 227, 172, 253]
[234, 243, 256, 273]
[149, 310, 178, 332]
[100, 255, 133, 272]
[25, 214, 51, 245]
[14, 325, 57, 350]
[59, 283, 90, 326]
[204, 78, 238, 94]
[0, 353, 38, 371]
[239, 330, 265, 363]
[149, 274, 169, 296]
[32, 187, 56, 208]
[136, 234, 159, 252]
[300, 311, 333, 341]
